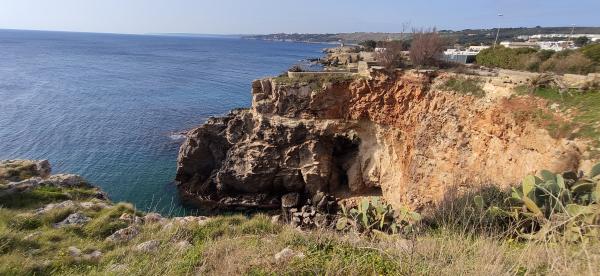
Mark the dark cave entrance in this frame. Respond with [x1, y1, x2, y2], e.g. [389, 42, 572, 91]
[330, 134, 360, 194]
[329, 134, 383, 197]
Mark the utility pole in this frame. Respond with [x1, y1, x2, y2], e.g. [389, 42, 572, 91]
[568, 24, 575, 40]
[493, 13, 504, 50]
[567, 24, 575, 50]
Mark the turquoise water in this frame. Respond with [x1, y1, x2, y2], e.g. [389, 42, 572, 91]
[0, 29, 324, 214]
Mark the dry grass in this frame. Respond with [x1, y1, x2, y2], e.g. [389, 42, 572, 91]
[1, 165, 599, 275]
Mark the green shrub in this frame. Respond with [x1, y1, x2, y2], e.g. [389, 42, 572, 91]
[359, 40, 377, 51]
[192, 215, 245, 242]
[0, 232, 40, 254]
[476, 46, 597, 74]
[476, 46, 537, 70]
[581, 44, 600, 63]
[539, 52, 595, 74]
[537, 49, 555, 61]
[0, 186, 70, 209]
[238, 214, 282, 235]
[41, 207, 75, 225]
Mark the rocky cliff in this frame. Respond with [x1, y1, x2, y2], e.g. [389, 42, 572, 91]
[176, 70, 587, 211]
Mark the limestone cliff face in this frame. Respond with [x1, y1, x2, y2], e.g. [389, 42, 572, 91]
[176, 70, 585, 211]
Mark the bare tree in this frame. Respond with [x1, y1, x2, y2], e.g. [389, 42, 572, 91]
[409, 28, 445, 67]
[375, 41, 405, 70]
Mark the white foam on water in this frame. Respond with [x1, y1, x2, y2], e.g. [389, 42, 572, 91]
[169, 133, 187, 141]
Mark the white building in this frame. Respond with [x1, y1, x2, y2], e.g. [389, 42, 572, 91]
[500, 41, 539, 49]
[530, 34, 600, 42]
[537, 41, 574, 51]
[442, 46, 489, 64]
[467, 45, 490, 52]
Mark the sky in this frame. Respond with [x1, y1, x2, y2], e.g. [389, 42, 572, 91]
[0, 0, 598, 34]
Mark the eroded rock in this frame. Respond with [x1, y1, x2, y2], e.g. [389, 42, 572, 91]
[53, 213, 90, 228]
[177, 70, 589, 212]
[135, 240, 161, 253]
[274, 247, 305, 262]
[36, 200, 76, 214]
[143, 213, 166, 224]
[106, 226, 140, 242]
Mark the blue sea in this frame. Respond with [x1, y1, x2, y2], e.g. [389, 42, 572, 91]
[0, 29, 324, 214]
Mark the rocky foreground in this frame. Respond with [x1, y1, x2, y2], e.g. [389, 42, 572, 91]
[2, 160, 598, 275]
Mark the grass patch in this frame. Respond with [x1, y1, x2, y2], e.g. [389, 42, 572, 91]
[0, 174, 598, 275]
[82, 203, 136, 238]
[0, 186, 100, 209]
[0, 160, 38, 182]
[525, 87, 600, 155]
[441, 76, 485, 97]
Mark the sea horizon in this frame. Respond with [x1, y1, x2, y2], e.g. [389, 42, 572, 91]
[0, 29, 325, 215]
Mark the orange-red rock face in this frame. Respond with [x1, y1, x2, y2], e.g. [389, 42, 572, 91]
[178, 70, 586, 211]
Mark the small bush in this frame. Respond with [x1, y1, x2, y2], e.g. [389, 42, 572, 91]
[0, 186, 70, 209]
[8, 214, 42, 230]
[192, 215, 245, 242]
[359, 40, 377, 51]
[83, 203, 135, 238]
[476, 46, 598, 74]
[539, 52, 595, 74]
[238, 214, 282, 235]
[41, 207, 75, 225]
[476, 46, 537, 70]
[581, 44, 600, 63]
[0, 232, 40, 254]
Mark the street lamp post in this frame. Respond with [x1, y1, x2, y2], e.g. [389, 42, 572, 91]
[493, 13, 504, 50]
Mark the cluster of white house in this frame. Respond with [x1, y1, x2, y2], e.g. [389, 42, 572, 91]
[443, 34, 599, 64]
[517, 34, 600, 42]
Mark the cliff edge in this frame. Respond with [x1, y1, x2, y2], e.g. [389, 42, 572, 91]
[176, 70, 587, 211]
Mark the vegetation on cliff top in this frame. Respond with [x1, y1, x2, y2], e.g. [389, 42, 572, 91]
[476, 45, 600, 74]
[2, 161, 599, 275]
[515, 86, 600, 157]
[440, 76, 485, 98]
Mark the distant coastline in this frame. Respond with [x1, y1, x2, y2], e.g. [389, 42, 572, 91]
[243, 26, 600, 44]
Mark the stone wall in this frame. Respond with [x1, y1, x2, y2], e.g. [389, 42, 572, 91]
[287, 71, 356, 79]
